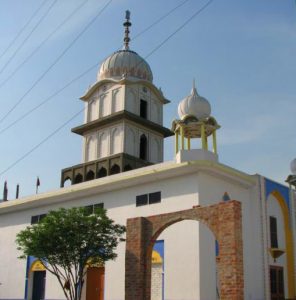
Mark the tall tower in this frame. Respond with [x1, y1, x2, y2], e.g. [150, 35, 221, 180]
[61, 11, 172, 187]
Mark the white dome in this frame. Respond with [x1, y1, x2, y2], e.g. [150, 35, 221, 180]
[178, 82, 211, 120]
[290, 158, 296, 175]
[98, 49, 153, 82]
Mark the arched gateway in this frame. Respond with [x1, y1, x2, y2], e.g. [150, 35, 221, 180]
[125, 200, 244, 300]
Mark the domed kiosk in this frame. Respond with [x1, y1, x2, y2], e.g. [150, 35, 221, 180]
[172, 81, 220, 162]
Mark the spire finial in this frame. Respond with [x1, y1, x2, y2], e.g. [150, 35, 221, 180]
[191, 78, 198, 95]
[123, 10, 131, 50]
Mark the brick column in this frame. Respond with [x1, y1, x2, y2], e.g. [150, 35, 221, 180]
[125, 217, 152, 300]
[217, 201, 244, 300]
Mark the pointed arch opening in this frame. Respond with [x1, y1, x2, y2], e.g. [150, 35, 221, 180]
[73, 174, 83, 184]
[63, 177, 72, 187]
[86, 170, 95, 181]
[97, 167, 107, 178]
[110, 164, 120, 175]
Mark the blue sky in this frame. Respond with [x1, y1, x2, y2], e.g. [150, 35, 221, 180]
[0, 0, 295, 198]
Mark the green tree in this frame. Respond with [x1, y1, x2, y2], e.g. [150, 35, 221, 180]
[16, 207, 125, 300]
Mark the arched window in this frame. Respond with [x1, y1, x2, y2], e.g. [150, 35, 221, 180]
[63, 177, 72, 187]
[124, 164, 133, 172]
[73, 174, 83, 184]
[97, 167, 107, 178]
[85, 170, 95, 181]
[110, 164, 120, 175]
[139, 134, 148, 161]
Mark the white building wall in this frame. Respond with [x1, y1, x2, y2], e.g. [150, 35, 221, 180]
[0, 172, 200, 300]
[0, 166, 271, 300]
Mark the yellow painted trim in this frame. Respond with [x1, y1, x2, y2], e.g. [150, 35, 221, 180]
[30, 260, 46, 272]
[181, 126, 185, 150]
[187, 137, 191, 150]
[175, 131, 179, 154]
[201, 124, 206, 150]
[270, 190, 295, 298]
[213, 130, 217, 154]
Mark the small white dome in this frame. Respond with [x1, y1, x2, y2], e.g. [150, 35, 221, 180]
[178, 82, 211, 120]
[290, 158, 296, 175]
[98, 49, 153, 82]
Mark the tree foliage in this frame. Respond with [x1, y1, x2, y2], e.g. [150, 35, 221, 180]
[16, 207, 125, 300]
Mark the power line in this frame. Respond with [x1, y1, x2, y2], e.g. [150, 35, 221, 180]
[132, 0, 191, 41]
[0, 0, 189, 135]
[0, 0, 89, 89]
[144, 0, 215, 61]
[0, 109, 84, 177]
[0, 0, 48, 61]
[0, 0, 215, 176]
[0, 0, 113, 126]
[0, 62, 99, 135]
[0, 0, 57, 75]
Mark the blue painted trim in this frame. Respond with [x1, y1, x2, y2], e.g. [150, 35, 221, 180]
[215, 240, 219, 256]
[265, 178, 290, 210]
[24, 257, 29, 300]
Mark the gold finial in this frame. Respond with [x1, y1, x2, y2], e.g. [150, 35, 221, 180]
[123, 10, 131, 50]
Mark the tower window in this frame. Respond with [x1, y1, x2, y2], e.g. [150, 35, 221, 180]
[140, 99, 147, 119]
[270, 216, 278, 248]
[139, 134, 148, 161]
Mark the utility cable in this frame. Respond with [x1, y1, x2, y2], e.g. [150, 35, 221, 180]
[0, 109, 84, 177]
[0, 0, 48, 61]
[0, 0, 215, 176]
[0, 0, 57, 75]
[132, 0, 191, 41]
[0, 0, 189, 135]
[0, 62, 99, 135]
[0, 0, 89, 89]
[0, 0, 113, 125]
[144, 0, 215, 61]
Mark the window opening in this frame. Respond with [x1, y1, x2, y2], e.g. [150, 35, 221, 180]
[110, 164, 120, 175]
[136, 194, 148, 207]
[140, 99, 147, 119]
[149, 192, 161, 204]
[97, 167, 107, 178]
[139, 134, 148, 161]
[86, 170, 95, 181]
[270, 216, 278, 248]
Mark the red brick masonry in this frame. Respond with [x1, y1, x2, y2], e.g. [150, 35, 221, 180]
[125, 200, 244, 300]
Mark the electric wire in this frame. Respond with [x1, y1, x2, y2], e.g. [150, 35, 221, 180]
[0, 0, 89, 89]
[0, 0, 48, 61]
[132, 0, 191, 41]
[0, 0, 191, 135]
[0, 0, 215, 176]
[0, 62, 99, 135]
[0, 0, 113, 125]
[0, 0, 57, 75]
[143, 0, 215, 61]
[0, 109, 84, 177]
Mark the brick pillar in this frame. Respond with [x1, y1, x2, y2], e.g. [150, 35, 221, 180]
[217, 201, 244, 300]
[125, 217, 152, 300]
